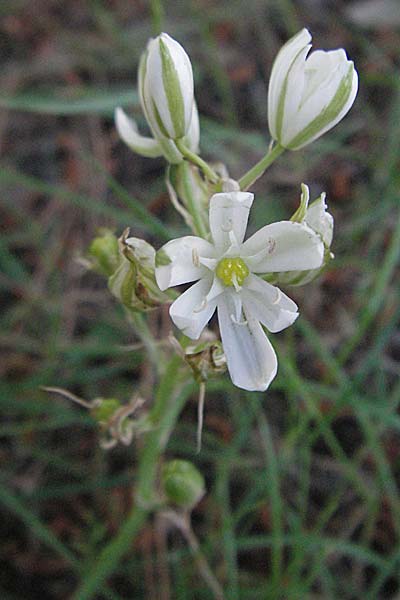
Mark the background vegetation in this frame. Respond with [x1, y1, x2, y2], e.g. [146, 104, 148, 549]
[1, 1, 399, 598]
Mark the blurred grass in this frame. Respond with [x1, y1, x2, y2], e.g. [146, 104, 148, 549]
[1, 0, 400, 599]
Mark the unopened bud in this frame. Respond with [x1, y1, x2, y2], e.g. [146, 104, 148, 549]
[87, 229, 120, 277]
[162, 459, 205, 509]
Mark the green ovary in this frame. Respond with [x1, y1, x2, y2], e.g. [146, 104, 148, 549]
[216, 257, 249, 287]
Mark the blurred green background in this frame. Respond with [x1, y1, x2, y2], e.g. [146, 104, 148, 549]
[1, 1, 399, 598]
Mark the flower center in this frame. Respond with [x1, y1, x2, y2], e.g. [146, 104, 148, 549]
[215, 257, 249, 288]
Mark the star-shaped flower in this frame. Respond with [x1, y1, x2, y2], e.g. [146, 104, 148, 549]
[155, 191, 324, 391]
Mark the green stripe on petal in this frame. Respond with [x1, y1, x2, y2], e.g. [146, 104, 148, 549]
[159, 37, 186, 139]
[287, 62, 355, 150]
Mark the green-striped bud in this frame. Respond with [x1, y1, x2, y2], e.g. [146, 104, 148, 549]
[268, 28, 358, 150]
[162, 459, 205, 509]
[140, 33, 194, 142]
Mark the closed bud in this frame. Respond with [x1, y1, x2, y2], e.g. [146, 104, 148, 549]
[268, 28, 358, 150]
[87, 229, 120, 277]
[141, 33, 194, 141]
[162, 459, 205, 509]
[115, 33, 199, 164]
[108, 229, 172, 311]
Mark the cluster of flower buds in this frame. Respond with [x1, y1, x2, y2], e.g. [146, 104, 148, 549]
[116, 28, 357, 163]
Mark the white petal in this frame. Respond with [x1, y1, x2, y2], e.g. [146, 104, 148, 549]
[280, 45, 311, 143]
[242, 220, 324, 273]
[268, 28, 312, 140]
[170, 277, 218, 339]
[209, 192, 254, 251]
[284, 50, 351, 143]
[218, 293, 278, 391]
[241, 274, 298, 333]
[114, 108, 162, 158]
[306, 193, 334, 246]
[185, 102, 200, 152]
[155, 236, 216, 291]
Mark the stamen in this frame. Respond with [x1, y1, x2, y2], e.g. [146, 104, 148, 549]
[220, 218, 233, 233]
[228, 230, 239, 247]
[231, 272, 241, 293]
[272, 288, 282, 305]
[193, 298, 208, 313]
[192, 248, 200, 267]
[267, 238, 276, 254]
[199, 256, 217, 270]
[230, 313, 248, 326]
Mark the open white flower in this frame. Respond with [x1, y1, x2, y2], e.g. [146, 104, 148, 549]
[268, 28, 358, 150]
[155, 191, 325, 391]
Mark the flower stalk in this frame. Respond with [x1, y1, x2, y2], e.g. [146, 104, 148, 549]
[238, 143, 285, 191]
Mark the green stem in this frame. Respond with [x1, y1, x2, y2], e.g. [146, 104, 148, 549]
[125, 310, 160, 373]
[73, 355, 193, 600]
[175, 138, 219, 184]
[238, 143, 285, 191]
[180, 162, 209, 238]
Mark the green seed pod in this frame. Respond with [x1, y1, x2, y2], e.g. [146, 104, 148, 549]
[162, 459, 205, 509]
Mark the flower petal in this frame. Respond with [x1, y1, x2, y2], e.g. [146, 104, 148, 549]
[170, 277, 219, 339]
[306, 193, 334, 247]
[241, 274, 298, 333]
[209, 191, 254, 251]
[268, 28, 312, 140]
[155, 236, 216, 291]
[185, 102, 200, 152]
[217, 292, 278, 391]
[115, 108, 162, 158]
[242, 220, 324, 273]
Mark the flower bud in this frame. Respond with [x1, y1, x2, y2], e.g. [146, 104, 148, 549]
[162, 459, 205, 509]
[268, 28, 358, 150]
[108, 229, 172, 311]
[87, 229, 120, 277]
[276, 184, 334, 286]
[115, 33, 199, 164]
[140, 33, 194, 141]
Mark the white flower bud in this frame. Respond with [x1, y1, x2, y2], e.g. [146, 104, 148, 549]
[268, 28, 358, 150]
[140, 33, 194, 141]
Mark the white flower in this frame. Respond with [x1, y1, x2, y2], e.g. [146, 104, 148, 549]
[155, 191, 325, 391]
[115, 33, 199, 164]
[268, 28, 358, 150]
